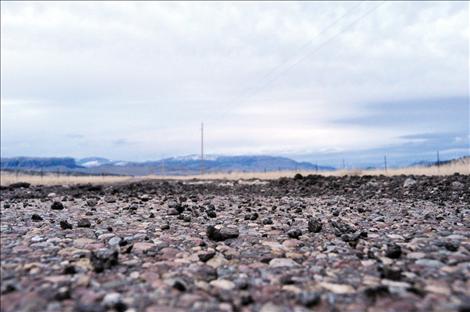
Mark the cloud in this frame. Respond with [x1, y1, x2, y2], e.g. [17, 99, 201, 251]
[1, 1, 468, 163]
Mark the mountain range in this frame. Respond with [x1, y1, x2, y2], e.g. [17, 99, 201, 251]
[1, 155, 334, 176]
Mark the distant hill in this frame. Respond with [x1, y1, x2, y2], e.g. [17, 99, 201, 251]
[1, 155, 334, 176]
[409, 155, 469, 167]
[0, 157, 82, 171]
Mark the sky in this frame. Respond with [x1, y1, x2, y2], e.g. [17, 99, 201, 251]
[1, 1, 469, 167]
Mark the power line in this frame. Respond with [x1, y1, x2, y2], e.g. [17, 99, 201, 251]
[254, 1, 365, 86]
[200, 122, 204, 175]
[222, 1, 386, 113]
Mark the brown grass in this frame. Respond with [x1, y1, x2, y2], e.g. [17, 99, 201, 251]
[1, 159, 468, 186]
[0, 172, 132, 186]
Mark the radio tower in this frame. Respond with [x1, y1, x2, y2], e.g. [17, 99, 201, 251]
[200, 122, 204, 175]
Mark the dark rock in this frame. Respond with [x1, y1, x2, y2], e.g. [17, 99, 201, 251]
[385, 243, 402, 259]
[77, 218, 92, 228]
[207, 225, 239, 241]
[1, 283, 17, 294]
[262, 218, 273, 225]
[54, 286, 71, 301]
[51, 201, 64, 210]
[330, 220, 355, 236]
[198, 250, 216, 262]
[307, 217, 322, 233]
[287, 228, 302, 239]
[31, 214, 43, 221]
[249, 212, 259, 220]
[364, 285, 390, 300]
[75, 303, 106, 312]
[444, 241, 460, 252]
[60, 220, 73, 230]
[171, 278, 187, 291]
[63, 265, 76, 275]
[90, 249, 119, 273]
[207, 210, 217, 218]
[9, 182, 31, 189]
[379, 266, 402, 280]
[298, 291, 321, 307]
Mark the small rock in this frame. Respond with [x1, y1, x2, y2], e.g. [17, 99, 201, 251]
[403, 178, 416, 188]
[260, 302, 284, 312]
[287, 229, 302, 239]
[443, 241, 459, 252]
[320, 282, 355, 294]
[415, 259, 444, 268]
[9, 182, 31, 188]
[198, 250, 216, 262]
[385, 243, 402, 259]
[108, 237, 122, 246]
[63, 265, 77, 275]
[262, 218, 273, 225]
[31, 235, 45, 242]
[60, 220, 73, 230]
[90, 249, 118, 273]
[298, 291, 321, 307]
[77, 218, 92, 228]
[51, 201, 65, 210]
[210, 279, 235, 291]
[170, 278, 188, 291]
[206, 225, 239, 241]
[55, 286, 71, 301]
[140, 194, 151, 202]
[102, 292, 127, 311]
[269, 258, 299, 268]
[307, 218, 322, 233]
[451, 181, 464, 190]
[207, 210, 217, 218]
[31, 214, 43, 222]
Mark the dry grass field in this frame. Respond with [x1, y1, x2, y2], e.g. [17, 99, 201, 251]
[1, 158, 468, 186]
[0, 173, 132, 186]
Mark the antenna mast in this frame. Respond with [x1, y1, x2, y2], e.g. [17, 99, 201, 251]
[200, 122, 204, 175]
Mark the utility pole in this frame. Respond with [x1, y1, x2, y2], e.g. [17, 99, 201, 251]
[200, 122, 204, 175]
[436, 150, 440, 171]
[384, 155, 388, 173]
[342, 158, 346, 170]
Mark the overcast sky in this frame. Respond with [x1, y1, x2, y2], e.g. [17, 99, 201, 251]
[1, 1, 469, 165]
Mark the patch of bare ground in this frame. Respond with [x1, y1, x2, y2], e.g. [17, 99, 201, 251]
[1, 174, 469, 311]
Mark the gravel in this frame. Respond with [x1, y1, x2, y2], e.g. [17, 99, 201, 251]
[1, 174, 469, 311]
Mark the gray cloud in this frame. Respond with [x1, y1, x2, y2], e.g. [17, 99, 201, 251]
[1, 1, 468, 163]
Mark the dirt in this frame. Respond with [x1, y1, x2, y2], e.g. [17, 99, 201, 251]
[1, 174, 469, 312]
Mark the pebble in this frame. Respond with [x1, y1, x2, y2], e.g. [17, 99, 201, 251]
[77, 218, 92, 228]
[415, 259, 444, 267]
[385, 243, 402, 259]
[31, 214, 43, 221]
[210, 279, 235, 291]
[0, 175, 467, 312]
[307, 217, 322, 233]
[269, 258, 299, 268]
[60, 220, 73, 230]
[206, 225, 239, 241]
[51, 201, 64, 210]
[287, 228, 302, 239]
